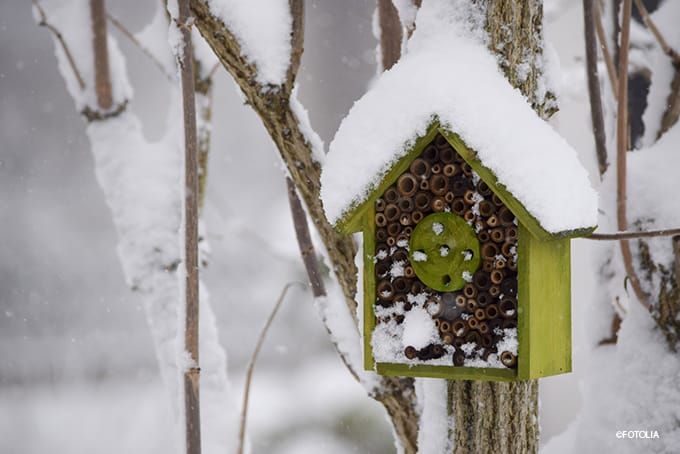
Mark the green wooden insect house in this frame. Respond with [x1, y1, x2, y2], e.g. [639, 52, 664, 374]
[320, 44, 598, 381]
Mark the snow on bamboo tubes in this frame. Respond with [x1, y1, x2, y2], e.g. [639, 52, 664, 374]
[372, 133, 519, 369]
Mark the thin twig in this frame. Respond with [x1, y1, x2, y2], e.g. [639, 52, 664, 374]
[616, 0, 650, 310]
[285, 0, 304, 93]
[90, 0, 112, 109]
[285, 177, 360, 382]
[586, 227, 680, 240]
[633, 0, 680, 63]
[594, 0, 619, 98]
[32, 0, 86, 90]
[177, 0, 202, 452]
[583, 0, 608, 176]
[206, 61, 220, 80]
[106, 12, 175, 81]
[236, 282, 303, 454]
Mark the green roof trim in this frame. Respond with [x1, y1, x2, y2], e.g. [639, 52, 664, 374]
[334, 122, 596, 240]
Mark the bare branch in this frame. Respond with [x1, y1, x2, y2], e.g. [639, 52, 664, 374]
[286, 0, 304, 92]
[594, 1, 619, 98]
[633, 0, 680, 63]
[616, 0, 650, 310]
[32, 0, 86, 90]
[90, 0, 113, 109]
[237, 282, 303, 454]
[377, 0, 403, 71]
[176, 0, 202, 452]
[583, 0, 608, 176]
[587, 227, 680, 240]
[106, 13, 175, 81]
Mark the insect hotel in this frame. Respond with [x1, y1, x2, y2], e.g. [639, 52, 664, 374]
[320, 50, 598, 381]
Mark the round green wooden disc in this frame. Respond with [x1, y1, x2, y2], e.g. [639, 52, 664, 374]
[409, 212, 481, 292]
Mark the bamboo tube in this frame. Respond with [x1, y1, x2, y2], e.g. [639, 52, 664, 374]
[444, 191, 455, 203]
[394, 294, 407, 305]
[500, 279, 517, 296]
[489, 285, 500, 297]
[375, 261, 390, 277]
[386, 236, 396, 246]
[427, 300, 442, 317]
[439, 146, 455, 163]
[463, 210, 475, 222]
[410, 158, 431, 179]
[453, 337, 465, 348]
[467, 317, 479, 330]
[473, 271, 491, 290]
[431, 197, 446, 212]
[431, 344, 444, 359]
[490, 228, 505, 243]
[451, 199, 466, 215]
[423, 144, 439, 161]
[455, 294, 466, 308]
[396, 233, 409, 245]
[404, 265, 415, 278]
[494, 257, 507, 270]
[375, 243, 389, 257]
[505, 226, 518, 241]
[478, 200, 495, 217]
[392, 277, 409, 294]
[481, 333, 493, 348]
[411, 210, 423, 224]
[481, 243, 499, 260]
[463, 190, 476, 205]
[392, 249, 408, 263]
[483, 260, 494, 272]
[442, 333, 454, 345]
[440, 320, 451, 333]
[387, 222, 401, 237]
[498, 206, 514, 226]
[399, 214, 411, 226]
[414, 192, 430, 211]
[452, 320, 468, 337]
[477, 180, 491, 196]
[443, 163, 457, 176]
[434, 318, 441, 329]
[397, 173, 418, 197]
[377, 280, 394, 300]
[385, 203, 399, 222]
[501, 319, 517, 330]
[466, 299, 478, 312]
[474, 308, 487, 321]
[376, 229, 387, 242]
[419, 179, 429, 191]
[411, 281, 423, 295]
[375, 212, 387, 227]
[500, 351, 517, 368]
[487, 214, 499, 227]
[452, 177, 468, 196]
[431, 163, 442, 174]
[463, 283, 477, 298]
[429, 174, 448, 195]
[375, 198, 386, 212]
[501, 241, 514, 258]
[476, 291, 491, 307]
[461, 162, 472, 176]
[398, 197, 414, 213]
[478, 231, 490, 243]
[492, 193, 503, 206]
[417, 345, 432, 360]
[404, 346, 417, 359]
[465, 331, 481, 345]
[403, 226, 413, 236]
[499, 297, 517, 317]
[490, 269, 504, 285]
[385, 187, 399, 203]
[485, 304, 499, 320]
[453, 351, 465, 366]
[507, 258, 517, 271]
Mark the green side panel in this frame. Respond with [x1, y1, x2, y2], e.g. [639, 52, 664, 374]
[336, 125, 442, 234]
[363, 206, 376, 371]
[376, 362, 517, 381]
[516, 225, 572, 380]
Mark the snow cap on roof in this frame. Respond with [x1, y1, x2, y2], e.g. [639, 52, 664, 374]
[321, 1, 598, 235]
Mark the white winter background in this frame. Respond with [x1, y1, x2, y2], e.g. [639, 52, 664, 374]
[0, 1, 630, 453]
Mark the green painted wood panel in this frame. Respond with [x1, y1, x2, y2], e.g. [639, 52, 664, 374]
[516, 225, 572, 380]
[363, 205, 377, 371]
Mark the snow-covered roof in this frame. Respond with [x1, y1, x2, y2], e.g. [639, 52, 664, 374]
[321, 2, 598, 236]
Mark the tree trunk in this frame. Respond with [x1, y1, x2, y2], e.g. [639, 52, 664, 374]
[447, 2, 553, 452]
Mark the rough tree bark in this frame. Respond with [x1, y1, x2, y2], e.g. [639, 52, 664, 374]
[190, 0, 553, 452]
